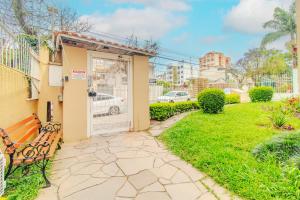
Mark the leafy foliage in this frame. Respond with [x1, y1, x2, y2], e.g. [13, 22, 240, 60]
[270, 108, 289, 128]
[4, 161, 52, 200]
[249, 86, 274, 102]
[225, 93, 240, 104]
[150, 101, 199, 121]
[261, 1, 296, 68]
[252, 132, 300, 164]
[197, 88, 225, 114]
[284, 97, 300, 114]
[262, 1, 296, 47]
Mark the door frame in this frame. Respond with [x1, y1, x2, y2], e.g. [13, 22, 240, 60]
[87, 51, 133, 137]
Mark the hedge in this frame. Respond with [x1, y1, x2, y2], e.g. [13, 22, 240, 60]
[249, 86, 273, 102]
[150, 101, 199, 121]
[198, 88, 225, 114]
[225, 93, 241, 104]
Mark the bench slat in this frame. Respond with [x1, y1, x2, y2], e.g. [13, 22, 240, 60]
[14, 124, 40, 148]
[47, 132, 62, 158]
[11, 120, 40, 141]
[5, 115, 37, 133]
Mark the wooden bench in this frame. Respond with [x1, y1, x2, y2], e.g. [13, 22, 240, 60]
[0, 114, 62, 187]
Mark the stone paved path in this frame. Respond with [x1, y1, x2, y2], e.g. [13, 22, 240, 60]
[37, 131, 238, 200]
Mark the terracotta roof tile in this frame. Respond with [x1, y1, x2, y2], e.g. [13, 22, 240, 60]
[55, 31, 156, 56]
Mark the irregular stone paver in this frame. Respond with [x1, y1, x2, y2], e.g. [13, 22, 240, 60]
[117, 157, 155, 175]
[36, 131, 237, 200]
[140, 182, 165, 193]
[117, 181, 137, 198]
[128, 170, 157, 190]
[136, 192, 171, 200]
[165, 183, 202, 200]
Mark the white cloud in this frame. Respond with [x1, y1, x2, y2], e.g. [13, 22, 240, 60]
[80, 7, 186, 39]
[224, 0, 293, 34]
[200, 35, 227, 45]
[111, 0, 190, 11]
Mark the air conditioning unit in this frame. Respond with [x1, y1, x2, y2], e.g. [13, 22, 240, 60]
[0, 153, 6, 196]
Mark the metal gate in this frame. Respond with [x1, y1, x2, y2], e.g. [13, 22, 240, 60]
[89, 53, 132, 135]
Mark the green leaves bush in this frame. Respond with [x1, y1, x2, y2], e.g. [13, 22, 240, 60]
[249, 86, 273, 102]
[252, 132, 300, 164]
[197, 88, 225, 114]
[270, 108, 289, 128]
[150, 101, 199, 121]
[225, 93, 240, 104]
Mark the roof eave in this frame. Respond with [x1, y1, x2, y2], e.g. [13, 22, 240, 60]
[56, 33, 157, 57]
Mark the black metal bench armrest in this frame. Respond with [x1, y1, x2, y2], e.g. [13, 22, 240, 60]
[16, 141, 51, 160]
[41, 122, 61, 133]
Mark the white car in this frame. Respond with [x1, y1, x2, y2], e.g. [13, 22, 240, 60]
[157, 91, 191, 103]
[93, 93, 125, 115]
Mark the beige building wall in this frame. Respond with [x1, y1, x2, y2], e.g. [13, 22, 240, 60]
[132, 55, 150, 131]
[37, 47, 63, 125]
[0, 65, 38, 128]
[62, 46, 88, 142]
[61, 46, 150, 141]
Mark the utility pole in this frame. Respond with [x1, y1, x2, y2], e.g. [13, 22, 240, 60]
[47, 6, 58, 62]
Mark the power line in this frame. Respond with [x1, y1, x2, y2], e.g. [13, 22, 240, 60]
[154, 55, 199, 66]
[86, 30, 200, 61]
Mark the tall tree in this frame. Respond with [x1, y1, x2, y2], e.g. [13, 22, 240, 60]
[10, 0, 91, 36]
[232, 48, 290, 85]
[12, 0, 37, 35]
[261, 1, 296, 67]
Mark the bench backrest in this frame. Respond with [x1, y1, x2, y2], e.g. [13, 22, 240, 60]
[0, 114, 41, 153]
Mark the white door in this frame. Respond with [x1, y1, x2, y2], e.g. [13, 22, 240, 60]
[88, 53, 132, 135]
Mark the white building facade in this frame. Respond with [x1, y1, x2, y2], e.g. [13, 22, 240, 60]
[166, 63, 199, 85]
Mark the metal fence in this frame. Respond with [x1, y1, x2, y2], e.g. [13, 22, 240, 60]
[149, 62, 296, 104]
[254, 73, 293, 93]
[0, 21, 40, 99]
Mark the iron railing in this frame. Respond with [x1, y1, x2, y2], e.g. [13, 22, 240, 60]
[0, 21, 40, 99]
[0, 21, 39, 76]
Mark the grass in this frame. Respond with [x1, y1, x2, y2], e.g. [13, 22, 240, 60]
[159, 102, 300, 200]
[3, 161, 52, 200]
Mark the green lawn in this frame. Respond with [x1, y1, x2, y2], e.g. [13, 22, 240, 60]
[160, 102, 300, 200]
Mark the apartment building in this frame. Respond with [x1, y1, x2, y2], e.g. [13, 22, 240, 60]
[166, 62, 199, 85]
[199, 51, 231, 69]
[199, 51, 231, 83]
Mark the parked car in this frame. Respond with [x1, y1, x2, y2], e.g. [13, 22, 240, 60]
[93, 93, 125, 115]
[157, 91, 190, 103]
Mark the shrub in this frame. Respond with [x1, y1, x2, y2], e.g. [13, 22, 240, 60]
[225, 93, 240, 104]
[150, 103, 174, 121]
[264, 104, 292, 129]
[248, 86, 273, 102]
[252, 132, 300, 163]
[270, 110, 288, 128]
[173, 101, 199, 113]
[197, 88, 225, 114]
[284, 97, 300, 114]
[150, 101, 199, 121]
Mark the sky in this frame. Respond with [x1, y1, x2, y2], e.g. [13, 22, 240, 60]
[56, 0, 293, 62]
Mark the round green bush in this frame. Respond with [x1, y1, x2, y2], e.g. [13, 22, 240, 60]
[198, 88, 225, 114]
[249, 86, 273, 102]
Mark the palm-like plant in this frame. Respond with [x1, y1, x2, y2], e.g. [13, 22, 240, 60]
[261, 1, 296, 67]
